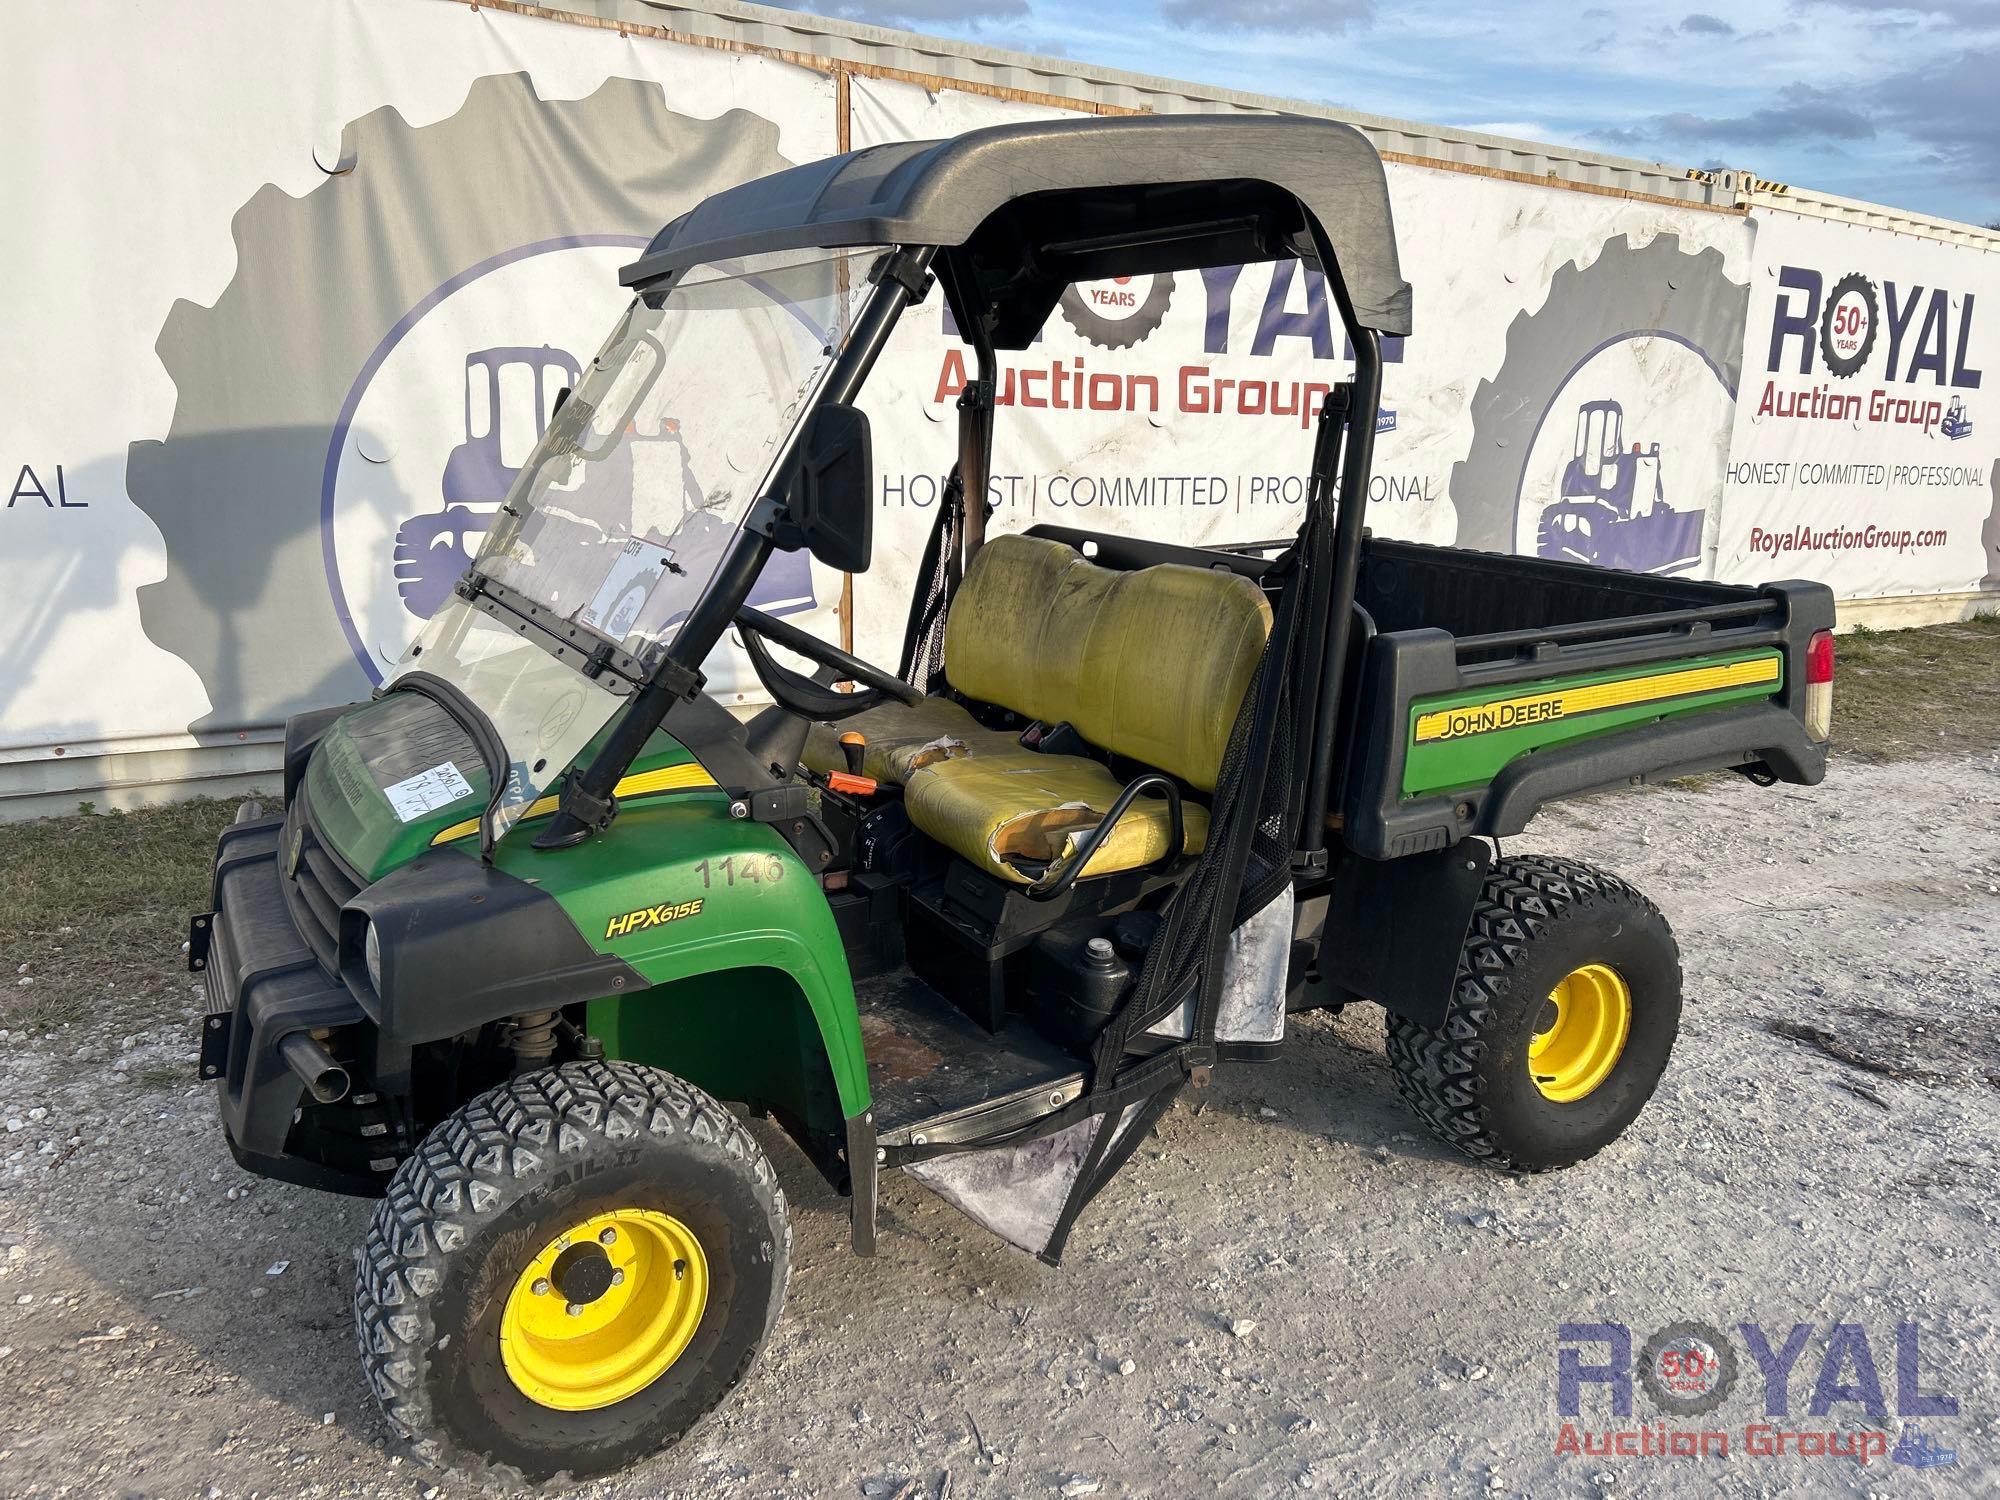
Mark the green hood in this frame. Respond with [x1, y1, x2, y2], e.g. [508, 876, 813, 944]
[303, 693, 714, 882]
[304, 695, 491, 881]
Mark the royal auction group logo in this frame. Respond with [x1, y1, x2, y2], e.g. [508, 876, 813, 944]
[1058, 274, 1175, 349]
[1636, 1320, 1740, 1416]
[1555, 1318, 1960, 1469]
[1756, 263, 1983, 438]
[1816, 272, 1879, 378]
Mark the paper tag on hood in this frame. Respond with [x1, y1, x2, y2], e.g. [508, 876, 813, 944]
[382, 761, 475, 823]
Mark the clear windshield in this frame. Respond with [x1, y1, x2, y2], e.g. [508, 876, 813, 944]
[386, 246, 885, 839]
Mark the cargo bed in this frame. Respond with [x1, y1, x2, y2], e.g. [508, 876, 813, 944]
[1341, 538, 1832, 858]
[1027, 526, 1834, 861]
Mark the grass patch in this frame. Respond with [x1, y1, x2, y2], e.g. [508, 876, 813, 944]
[1832, 614, 2000, 762]
[0, 797, 239, 1035]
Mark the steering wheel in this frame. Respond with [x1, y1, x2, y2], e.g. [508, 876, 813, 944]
[733, 605, 923, 720]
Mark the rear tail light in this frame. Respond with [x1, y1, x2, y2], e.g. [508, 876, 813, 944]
[1805, 629, 1834, 741]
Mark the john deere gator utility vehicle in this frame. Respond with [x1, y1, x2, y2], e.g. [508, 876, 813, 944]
[190, 114, 1836, 1479]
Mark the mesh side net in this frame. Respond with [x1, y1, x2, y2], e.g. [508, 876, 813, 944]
[897, 472, 964, 694]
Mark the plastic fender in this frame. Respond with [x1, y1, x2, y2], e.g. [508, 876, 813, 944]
[493, 794, 870, 1117]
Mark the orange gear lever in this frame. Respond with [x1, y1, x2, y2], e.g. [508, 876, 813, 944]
[838, 730, 866, 776]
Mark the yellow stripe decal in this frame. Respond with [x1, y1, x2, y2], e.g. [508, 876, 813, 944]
[1413, 656, 1781, 745]
[615, 762, 722, 799]
[429, 761, 718, 846]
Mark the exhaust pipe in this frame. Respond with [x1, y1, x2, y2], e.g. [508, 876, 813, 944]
[279, 1031, 350, 1105]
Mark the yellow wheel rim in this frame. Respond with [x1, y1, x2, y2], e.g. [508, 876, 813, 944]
[1528, 962, 1632, 1103]
[499, 1208, 709, 1412]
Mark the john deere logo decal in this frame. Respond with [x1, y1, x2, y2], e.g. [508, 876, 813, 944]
[1422, 697, 1566, 741]
[1413, 656, 1781, 744]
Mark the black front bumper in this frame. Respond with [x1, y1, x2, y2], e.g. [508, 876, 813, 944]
[193, 801, 375, 1194]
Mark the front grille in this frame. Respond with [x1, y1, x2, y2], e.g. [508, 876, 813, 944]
[280, 780, 362, 977]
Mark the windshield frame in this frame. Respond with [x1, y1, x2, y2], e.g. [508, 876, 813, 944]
[384, 246, 935, 857]
[446, 251, 871, 701]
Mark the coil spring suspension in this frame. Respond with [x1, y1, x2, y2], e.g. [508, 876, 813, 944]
[509, 1009, 560, 1071]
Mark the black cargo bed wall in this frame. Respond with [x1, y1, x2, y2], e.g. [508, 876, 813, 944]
[1356, 538, 1755, 660]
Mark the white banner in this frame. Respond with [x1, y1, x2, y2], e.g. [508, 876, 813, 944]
[849, 75, 1757, 665]
[0, 0, 837, 757]
[5, 1, 1996, 769]
[1718, 209, 1998, 598]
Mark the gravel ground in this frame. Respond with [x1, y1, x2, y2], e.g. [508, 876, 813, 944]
[0, 752, 1995, 1499]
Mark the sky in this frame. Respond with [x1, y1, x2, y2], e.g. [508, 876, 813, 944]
[767, 0, 2000, 227]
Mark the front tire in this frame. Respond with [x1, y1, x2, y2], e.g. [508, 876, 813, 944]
[1386, 855, 1681, 1172]
[354, 1061, 788, 1483]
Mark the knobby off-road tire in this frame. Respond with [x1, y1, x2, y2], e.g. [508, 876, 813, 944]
[354, 1061, 789, 1483]
[1386, 855, 1682, 1172]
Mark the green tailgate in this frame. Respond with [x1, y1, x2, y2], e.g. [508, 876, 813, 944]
[1403, 648, 1785, 797]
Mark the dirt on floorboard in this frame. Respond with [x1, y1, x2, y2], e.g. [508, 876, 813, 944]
[0, 624, 1995, 1498]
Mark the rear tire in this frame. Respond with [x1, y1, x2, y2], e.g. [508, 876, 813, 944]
[1386, 855, 1681, 1172]
[354, 1060, 788, 1483]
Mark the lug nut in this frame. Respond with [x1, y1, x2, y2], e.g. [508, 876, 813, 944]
[565, 1303, 584, 1318]
[610, 1269, 626, 1287]
[599, 1227, 618, 1246]
[532, 1278, 551, 1296]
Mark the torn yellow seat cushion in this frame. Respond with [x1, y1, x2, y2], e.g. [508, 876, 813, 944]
[905, 751, 1209, 886]
[943, 535, 1272, 793]
[802, 696, 1017, 785]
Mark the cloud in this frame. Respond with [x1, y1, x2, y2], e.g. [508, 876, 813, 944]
[758, 0, 1028, 26]
[1802, 0, 2000, 15]
[1603, 83, 1876, 149]
[1595, 125, 1652, 149]
[1678, 13, 1735, 33]
[1871, 45, 2000, 204]
[1159, 0, 1376, 35]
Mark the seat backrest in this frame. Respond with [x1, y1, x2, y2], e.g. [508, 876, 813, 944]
[943, 534, 1273, 793]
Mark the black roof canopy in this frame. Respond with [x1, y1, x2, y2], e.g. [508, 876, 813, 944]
[620, 114, 1412, 343]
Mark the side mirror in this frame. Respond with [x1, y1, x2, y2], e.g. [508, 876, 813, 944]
[782, 403, 872, 573]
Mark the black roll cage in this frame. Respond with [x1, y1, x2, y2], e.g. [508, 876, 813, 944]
[531, 184, 1391, 863]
